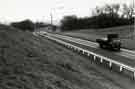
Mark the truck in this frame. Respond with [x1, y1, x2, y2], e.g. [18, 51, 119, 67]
[96, 34, 121, 51]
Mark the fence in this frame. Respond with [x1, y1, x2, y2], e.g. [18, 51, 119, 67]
[39, 33, 135, 80]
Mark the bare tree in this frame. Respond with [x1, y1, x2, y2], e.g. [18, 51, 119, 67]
[92, 6, 104, 16]
[122, 4, 134, 20]
[112, 4, 120, 15]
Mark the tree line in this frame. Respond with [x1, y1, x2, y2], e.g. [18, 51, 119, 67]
[10, 19, 52, 32]
[60, 4, 134, 31]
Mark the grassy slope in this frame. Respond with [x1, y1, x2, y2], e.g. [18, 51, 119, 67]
[0, 24, 134, 89]
[61, 25, 135, 50]
[0, 24, 109, 89]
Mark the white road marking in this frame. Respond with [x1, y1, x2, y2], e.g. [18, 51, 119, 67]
[48, 33, 98, 48]
[121, 48, 135, 54]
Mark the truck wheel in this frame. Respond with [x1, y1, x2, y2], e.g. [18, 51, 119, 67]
[113, 47, 120, 51]
[117, 47, 120, 51]
[100, 44, 103, 48]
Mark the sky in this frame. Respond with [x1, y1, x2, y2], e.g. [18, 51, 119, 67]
[0, 0, 133, 24]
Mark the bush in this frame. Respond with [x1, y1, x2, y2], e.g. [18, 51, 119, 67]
[10, 19, 34, 31]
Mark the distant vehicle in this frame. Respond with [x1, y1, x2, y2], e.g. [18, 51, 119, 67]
[39, 31, 47, 35]
[42, 31, 47, 35]
[96, 34, 121, 51]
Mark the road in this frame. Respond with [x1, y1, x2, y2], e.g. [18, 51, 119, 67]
[48, 33, 135, 59]
[38, 32, 135, 66]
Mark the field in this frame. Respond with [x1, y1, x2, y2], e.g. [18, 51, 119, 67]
[60, 25, 135, 50]
[0, 24, 135, 89]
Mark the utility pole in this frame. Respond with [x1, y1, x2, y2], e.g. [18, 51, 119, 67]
[50, 12, 53, 31]
[132, 0, 135, 39]
[133, 0, 135, 32]
[50, 12, 53, 26]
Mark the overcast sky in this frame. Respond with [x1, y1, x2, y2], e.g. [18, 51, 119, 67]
[0, 0, 132, 24]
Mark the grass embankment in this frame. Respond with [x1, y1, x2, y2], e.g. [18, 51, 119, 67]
[0, 24, 123, 89]
[60, 25, 135, 50]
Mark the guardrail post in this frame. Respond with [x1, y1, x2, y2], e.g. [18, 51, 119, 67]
[120, 66, 123, 72]
[82, 50, 84, 54]
[100, 57, 103, 63]
[94, 55, 96, 61]
[133, 67, 135, 80]
[134, 71, 135, 80]
[109, 61, 112, 68]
